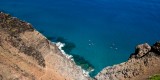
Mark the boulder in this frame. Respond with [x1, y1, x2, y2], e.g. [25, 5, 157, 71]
[135, 43, 151, 58]
[152, 41, 160, 55]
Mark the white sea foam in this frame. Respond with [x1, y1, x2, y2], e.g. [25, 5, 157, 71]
[83, 70, 89, 76]
[27, 23, 31, 26]
[55, 42, 94, 77]
[55, 42, 73, 59]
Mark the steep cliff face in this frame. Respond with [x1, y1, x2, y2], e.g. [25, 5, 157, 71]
[95, 43, 160, 80]
[0, 12, 91, 80]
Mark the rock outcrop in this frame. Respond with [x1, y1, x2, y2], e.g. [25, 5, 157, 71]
[0, 12, 91, 80]
[95, 42, 160, 80]
[133, 43, 151, 58]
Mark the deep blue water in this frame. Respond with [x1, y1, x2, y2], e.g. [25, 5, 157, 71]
[1, 0, 160, 76]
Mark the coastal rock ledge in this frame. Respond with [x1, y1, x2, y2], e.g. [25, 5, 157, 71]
[0, 12, 160, 80]
[95, 42, 160, 80]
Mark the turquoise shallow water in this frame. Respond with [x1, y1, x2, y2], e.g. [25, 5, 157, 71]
[1, 0, 160, 76]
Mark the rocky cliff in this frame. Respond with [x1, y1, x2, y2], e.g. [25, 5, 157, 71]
[0, 12, 91, 80]
[95, 43, 160, 80]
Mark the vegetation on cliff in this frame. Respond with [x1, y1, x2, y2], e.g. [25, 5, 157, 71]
[149, 74, 160, 80]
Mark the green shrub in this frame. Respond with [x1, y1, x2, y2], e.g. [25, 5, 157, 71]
[149, 74, 160, 80]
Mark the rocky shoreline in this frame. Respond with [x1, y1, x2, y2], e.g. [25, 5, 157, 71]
[0, 12, 160, 80]
[95, 42, 160, 80]
[55, 42, 94, 77]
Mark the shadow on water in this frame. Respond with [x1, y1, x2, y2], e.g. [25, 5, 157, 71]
[45, 35, 95, 76]
[56, 37, 94, 71]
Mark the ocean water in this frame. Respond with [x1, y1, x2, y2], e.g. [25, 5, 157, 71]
[1, 0, 160, 76]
